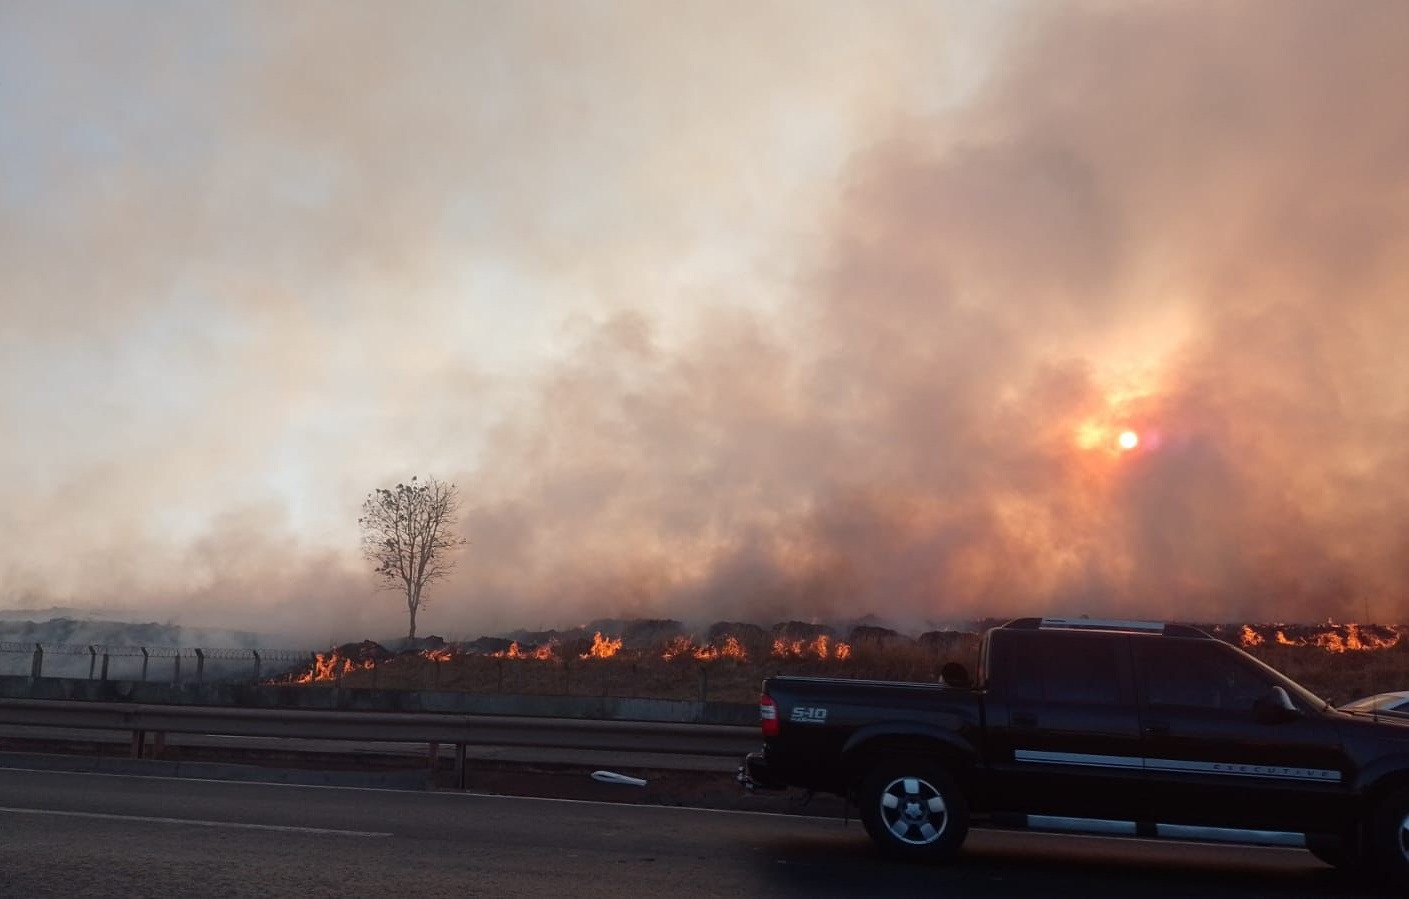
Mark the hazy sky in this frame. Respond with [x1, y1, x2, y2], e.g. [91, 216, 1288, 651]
[2, 1, 1407, 640]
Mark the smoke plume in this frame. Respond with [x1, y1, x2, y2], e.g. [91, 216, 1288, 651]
[2, 1, 1407, 638]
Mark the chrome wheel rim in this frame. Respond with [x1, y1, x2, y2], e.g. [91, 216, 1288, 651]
[878, 776, 948, 846]
[1399, 810, 1409, 862]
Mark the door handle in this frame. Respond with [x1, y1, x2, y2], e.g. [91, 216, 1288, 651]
[1143, 722, 1169, 737]
[1012, 713, 1038, 728]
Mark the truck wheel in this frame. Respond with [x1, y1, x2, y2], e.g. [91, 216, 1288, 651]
[858, 759, 969, 863]
[1369, 789, 1409, 880]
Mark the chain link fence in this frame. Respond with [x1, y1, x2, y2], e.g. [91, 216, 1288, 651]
[0, 642, 316, 684]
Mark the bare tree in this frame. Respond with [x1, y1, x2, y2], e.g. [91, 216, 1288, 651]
[358, 476, 467, 640]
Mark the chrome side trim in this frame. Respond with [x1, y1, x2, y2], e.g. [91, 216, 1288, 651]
[1145, 758, 1342, 783]
[1013, 750, 1143, 769]
[1155, 823, 1306, 847]
[1013, 749, 1342, 782]
[1026, 815, 1138, 835]
[1009, 816, 1306, 848]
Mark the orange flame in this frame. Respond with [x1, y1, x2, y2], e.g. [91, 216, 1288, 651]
[294, 650, 376, 683]
[663, 635, 750, 662]
[1252, 623, 1401, 653]
[422, 647, 455, 662]
[490, 641, 558, 660]
[771, 635, 852, 660]
[580, 632, 623, 659]
[661, 636, 694, 661]
[693, 635, 749, 662]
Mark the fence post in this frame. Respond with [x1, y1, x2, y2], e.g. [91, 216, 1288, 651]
[195, 649, 205, 684]
[31, 644, 43, 679]
[252, 650, 261, 681]
[100, 651, 110, 682]
[698, 666, 708, 704]
[173, 653, 182, 684]
[141, 648, 149, 683]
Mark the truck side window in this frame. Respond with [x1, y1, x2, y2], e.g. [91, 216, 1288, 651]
[1008, 636, 1121, 704]
[1140, 642, 1270, 711]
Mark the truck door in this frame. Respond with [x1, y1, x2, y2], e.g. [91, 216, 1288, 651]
[985, 630, 1146, 820]
[1132, 638, 1351, 834]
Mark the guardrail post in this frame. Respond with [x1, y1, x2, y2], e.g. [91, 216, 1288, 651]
[454, 743, 467, 790]
[31, 644, 43, 679]
[195, 649, 205, 684]
[252, 650, 261, 681]
[130, 729, 145, 759]
[141, 648, 149, 683]
[100, 651, 110, 682]
[88, 645, 97, 680]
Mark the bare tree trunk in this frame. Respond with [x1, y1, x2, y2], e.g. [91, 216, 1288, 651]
[408, 595, 418, 641]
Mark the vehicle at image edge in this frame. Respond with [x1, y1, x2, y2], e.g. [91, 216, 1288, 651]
[738, 617, 1409, 883]
[1341, 692, 1409, 721]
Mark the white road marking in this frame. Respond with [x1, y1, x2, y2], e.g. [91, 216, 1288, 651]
[0, 766, 1312, 851]
[0, 765, 842, 821]
[0, 805, 391, 837]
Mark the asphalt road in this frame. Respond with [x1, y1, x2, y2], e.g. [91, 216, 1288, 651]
[0, 767, 1389, 898]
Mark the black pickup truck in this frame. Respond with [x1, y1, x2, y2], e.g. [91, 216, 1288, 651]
[739, 617, 1409, 880]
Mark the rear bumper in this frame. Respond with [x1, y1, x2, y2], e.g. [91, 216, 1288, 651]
[737, 750, 786, 791]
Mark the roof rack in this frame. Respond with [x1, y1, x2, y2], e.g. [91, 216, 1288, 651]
[1001, 617, 1213, 639]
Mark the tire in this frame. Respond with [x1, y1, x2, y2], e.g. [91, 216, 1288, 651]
[1368, 789, 1409, 881]
[858, 758, 969, 863]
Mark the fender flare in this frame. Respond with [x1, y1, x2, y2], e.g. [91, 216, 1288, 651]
[1350, 752, 1409, 799]
[840, 721, 979, 771]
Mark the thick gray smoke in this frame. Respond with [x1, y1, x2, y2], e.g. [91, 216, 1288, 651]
[2, 1, 1407, 638]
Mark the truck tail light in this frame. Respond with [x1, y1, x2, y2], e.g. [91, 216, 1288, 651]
[760, 692, 779, 738]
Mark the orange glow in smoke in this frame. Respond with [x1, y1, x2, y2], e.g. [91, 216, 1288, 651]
[1118, 430, 1139, 451]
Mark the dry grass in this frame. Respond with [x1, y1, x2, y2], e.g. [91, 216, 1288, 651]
[1243, 643, 1409, 706]
[291, 634, 1409, 706]
[308, 634, 987, 703]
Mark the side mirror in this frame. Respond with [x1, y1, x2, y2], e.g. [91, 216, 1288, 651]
[940, 662, 972, 688]
[1254, 686, 1300, 724]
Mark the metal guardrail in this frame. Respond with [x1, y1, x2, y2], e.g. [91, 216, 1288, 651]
[0, 698, 760, 788]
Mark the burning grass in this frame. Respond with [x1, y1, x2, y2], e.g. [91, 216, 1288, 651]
[266, 621, 975, 702]
[266, 621, 1409, 705]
